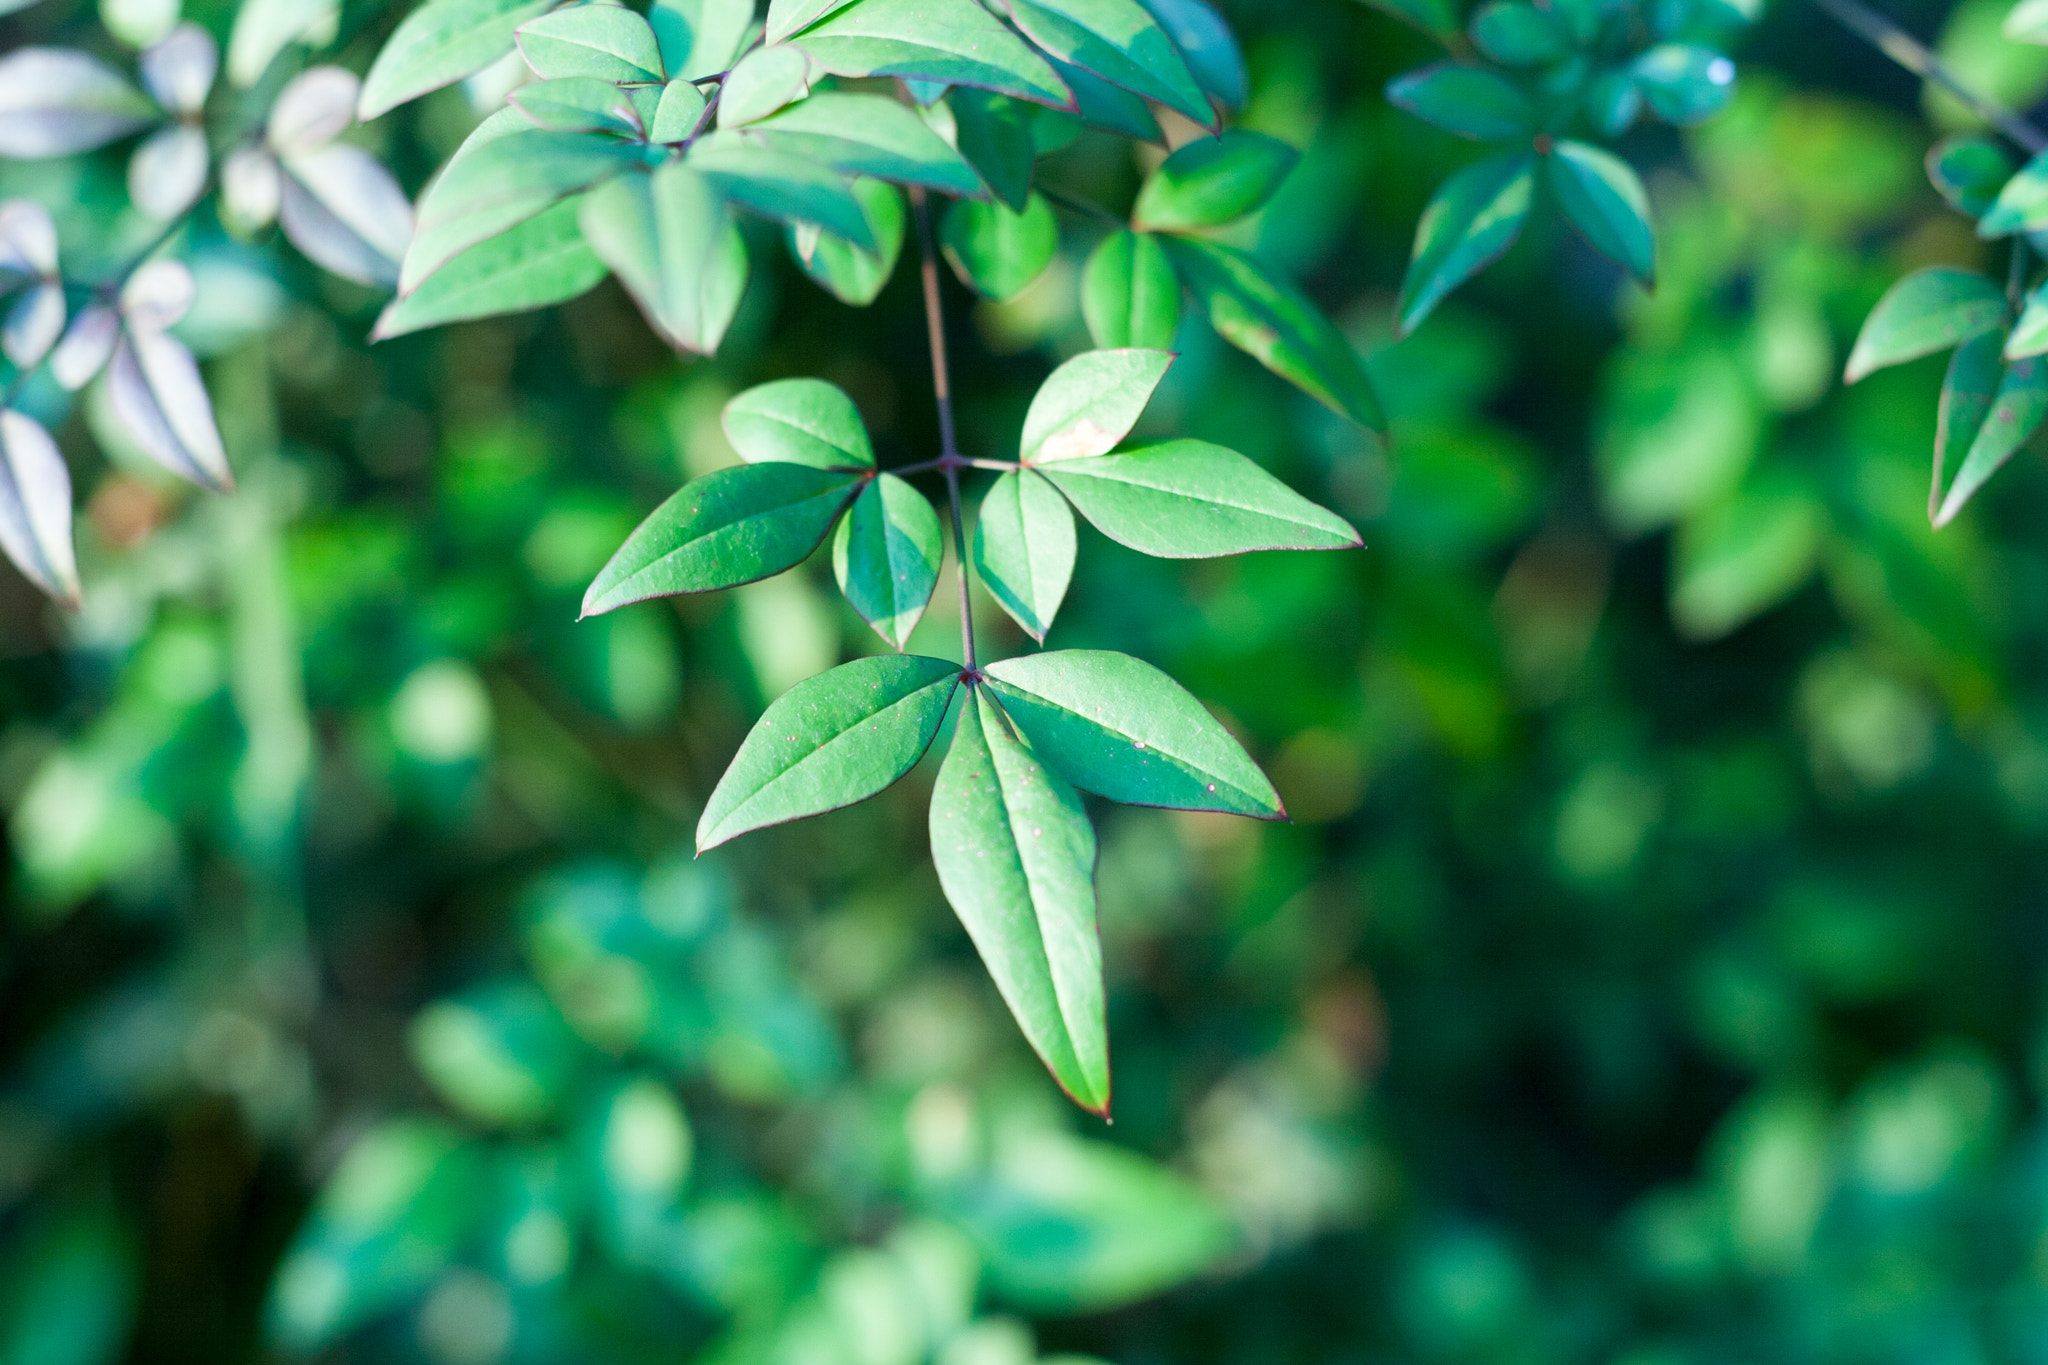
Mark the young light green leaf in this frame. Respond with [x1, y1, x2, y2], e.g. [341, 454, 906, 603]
[717, 44, 813, 127]
[2008, 0, 2048, 42]
[649, 0, 755, 79]
[1931, 330, 2002, 523]
[723, 377, 875, 469]
[767, 0, 861, 43]
[789, 177, 906, 304]
[1395, 152, 1535, 336]
[1002, 0, 1212, 127]
[929, 687, 1109, 1115]
[1137, 0, 1244, 110]
[941, 193, 1057, 301]
[698, 654, 962, 850]
[1161, 237, 1384, 430]
[795, 0, 1073, 107]
[1936, 356, 2048, 525]
[1843, 268, 2005, 381]
[947, 88, 1037, 212]
[517, 5, 666, 83]
[834, 473, 944, 648]
[689, 134, 877, 249]
[225, 0, 328, 87]
[974, 469, 1076, 641]
[1469, 1, 1570, 64]
[1020, 348, 1173, 464]
[2010, 285, 2048, 359]
[358, 0, 552, 120]
[983, 650, 1282, 818]
[1980, 151, 2048, 237]
[0, 48, 156, 157]
[1927, 135, 2015, 219]
[582, 462, 863, 615]
[1669, 477, 1826, 641]
[1082, 230, 1180, 350]
[1385, 63, 1535, 142]
[1547, 139, 1653, 284]
[578, 163, 748, 354]
[1039, 440, 1360, 557]
[1632, 43, 1735, 124]
[511, 76, 645, 134]
[373, 197, 607, 340]
[1131, 131, 1299, 232]
[0, 410, 78, 607]
[650, 78, 710, 141]
[749, 92, 984, 197]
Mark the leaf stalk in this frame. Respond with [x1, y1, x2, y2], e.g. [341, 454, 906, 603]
[911, 186, 978, 676]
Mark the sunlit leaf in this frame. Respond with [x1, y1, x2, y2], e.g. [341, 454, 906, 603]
[1931, 330, 2002, 522]
[723, 377, 876, 469]
[749, 92, 984, 197]
[795, 0, 1073, 106]
[1395, 152, 1534, 336]
[1082, 229, 1179, 350]
[577, 162, 748, 353]
[834, 473, 944, 648]
[358, 0, 552, 120]
[517, 5, 666, 82]
[789, 177, 906, 305]
[373, 197, 606, 339]
[1936, 355, 2048, 525]
[1039, 439, 1359, 557]
[1138, 0, 1243, 109]
[974, 468, 1075, 641]
[0, 48, 155, 157]
[1003, 0, 1212, 126]
[1843, 268, 2005, 381]
[105, 328, 233, 491]
[717, 44, 814, 127]
[1131, 130, 1298, 231]
[689, 134, 876, 248]
[1020, 348, 1172, 464]
[941, 193, 1057, 300]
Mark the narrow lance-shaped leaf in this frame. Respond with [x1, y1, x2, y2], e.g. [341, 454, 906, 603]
[1038, 439, 1360, 557]
[2009, 284, 2048, 359]
[1132, 131, 1299, 232]
[578, 163, 749, 355]
[0, 410, 78, 606]
[1980, 150, 2048, 237]
[1936, 356, 2048, 526]
[1020, 348, 1173, 464]
[722, 378, 876, 469]
[974, 469, 1076, 642]
[281, 145, 417, 288]
[1395, 152, 1535, 336]
[1082, 230, 1179, 350]
[582, 463, 863, 616]
[374, 197, 607, 340]
[106, 329, 234, 492]
[929, 687, 1110, 1115]
[358, 0, 554, 120]
[982, 650, 1284, 818]
[942, 193, 1058, 301]
[834, 474, 944, 649]
[1932, 330, 2002, 524]
[1003, 0, 1213, 127]
[1547, 140, 1654, 285]
[1385, 63, 1535, 142]
[697, 654, 962, 851]
[795, 0, 1074, 107]
[1844, 268, 2006, 381]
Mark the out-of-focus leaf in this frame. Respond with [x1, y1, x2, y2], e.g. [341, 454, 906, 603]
[281, 145, 415, 286]
[1131, 131, 1298, 231]
[1003, 0, 1212, 126]
[1980, 150, 2048, 235]
[49, 306, 117, 390]
[698, 654, 962, 850]
[0, 409, 77, 606]
[410, 978, 582, 1127]
[689, 134, 876, 248]
[359, 0, 552, 119]
[4, 283, 63, 368]
[0, 1204, 138, 1365]
[1547, 140, 1654, 284]
[1385, 63, 1535, 142]
[1598, 345, 1760, 532]
[1937, 356, 2048, 524]
[127, 125, 207, 220]
[947, 88, 1037, 212]
[577, 162, 748, 352]
[0, 49, 155, 157]
[834, 473, 943, 648]
[105, 329, 233, 490]
[1352, 0, 1459, 39]
[1395, 152, 1534, 336]
[1040, 440, 1360, 556]
[139, 23, 217, 113]
[1671, 478, 1827, 639]
[652, 77, 709, 141]
[795, 0, 1073, 106]
[1633, 43, 1736, 124]
[1471, 1, 1570, 64]
[750, 92, 985, 196]
[582, 462, 862, 615]
[723, 378, 876, 469]
[0, 200, 58, 277]
[517, 5, 667, 82]
[941, 193, 1057, 300]
[718, 44, 814, 126]
[1020, 348, 1172, 464]
[790, 177, 905, 304]
[373, 197, 606, 339]
[1081, 230, 1179, 350]
[1932, 329, 2002, 521]
[1843, 268, 2005, 381]
[220, 146, 283, 229]
[973, 469, 1075, 641]
[1137, 0, 1244, 109]
[225, 0, 331, 87]
[1585, 69, 1641, 136]
[930, 688, 1109, 1114]
[120, 258, 195, 331]
[1927, 134, 2015, 217]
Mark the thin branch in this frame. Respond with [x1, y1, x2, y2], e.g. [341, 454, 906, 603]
[1813, 0, 2048, 155]
[894, 455, 1019, 477]
[911, 187, 978, 675]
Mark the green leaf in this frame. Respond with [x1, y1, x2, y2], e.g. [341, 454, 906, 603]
[717, 44, 814, 127]
[577, 163, 749, 354]
[1137, 0, 1245, 110]
[517, 5, 666, 82]
[1395, 152, 1535, 336]
[1002, 0, 1212, 127]
[1936, 355, 2048, 525]
[1927, 135, 2015, 218]
[1020, 348, 1173, 464]
[767, 0, 863, 43]
[1131, 131, 1299, 232]
[1385, 63, 1535, 142]
[583, 462, 863, 615]
[789, 177, 907, 305]
[1052, 55, 1161, 139]
[1082, 230, 1180, 350]
[947, 88, 1038, 212]
[359, 0, 554, 120]
[697, 654, 962, 850]
[1843, 268, 2006, 382]
[1631, 43, 1735, 125]
[982, 650, 1283, 817]
[749, 92, 984, 197]
[1932, 330, 2002, 523]
[650, 0, 754, 79]
[1470, 1, 1571, 64]
[511, 76, 645, 134]
[833, 473, 944, 647]
[374, 196, 607, 340]
[1669, 477, 1827, 641]
[1160, 236, 1385, 430]
[1546, 139, 1653, 284]
[973, 469, 1075, 641]
[689, 133, 877, 249]
[1982, 151, 2048, 237]
[1584, 69, 1641, 137]
[1038, 439, 1360, 557]
[723, 377, 876, 469]
[650, 77, 710, 141]
[795, 0, 1073, 107]
[410, 978, 579, 1127]
[941, 193, 1057, 301]
[403, 124, 642, 294]
[2009, 0, 2048, 42]
[2009, 285, 2048, 359]
[929, 687, 1109, 1115]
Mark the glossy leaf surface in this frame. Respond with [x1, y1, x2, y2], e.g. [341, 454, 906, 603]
[974, 469, 1076, 641]
[1040, 440, 1360, 557]
[833, 474, 944, 648]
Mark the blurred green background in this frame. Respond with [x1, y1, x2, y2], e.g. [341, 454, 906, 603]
[7, 0, 2048, 1360]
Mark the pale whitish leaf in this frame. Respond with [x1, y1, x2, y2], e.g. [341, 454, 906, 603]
[50, 306, 117, 390]
[140, 23, 217, 113]
[930, 687, 1109, 1114]
[834, 473, 942, 648]
[518, 5, 666, 82]
[227, 0, 333, 87]
[374, 196, 606, 339]
[697, 653, 961, 850]
[267, 66, 359, 155]
[103, 0, 182, 48]
[1003, 0, 1212, 126]
[650, 0, 756, 79]
[1039, 439, 1361, 557]
[0, 409, 77, 606]
[765, 0, 857, 43]
[974, 468, 1075, 641]
[4, 283, 63, 368]
[1395, 152, 1534, 336]
[282, 145, 415, 287]
[650, 78, 709, 141]
[2009, 0, 2048, 42]
[221, 145, 283, 230]
[1137, 0, 1243, 110]
[722, 377, 875, 468]
[788, 177, 905, 305]
[688, 134, 877, 248]
[120, 259, 195, 331]
[1021, 348, 1172, 464]
[717, 44, 812, 126]
[982, 649, 1283, 817]
[795, 0, 1073, 107]
[0, 201, 58, 277]
[128, 124, 208, 220]
[1937, 357, 2048, 525]
[358, 0, 553, 120]
[106, 329, 233, 490]
[579, 163, 749, 354]
[1844, 268, 2006, 381]
[0, 49, 156, 157]
[748, 92, 982, 196]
